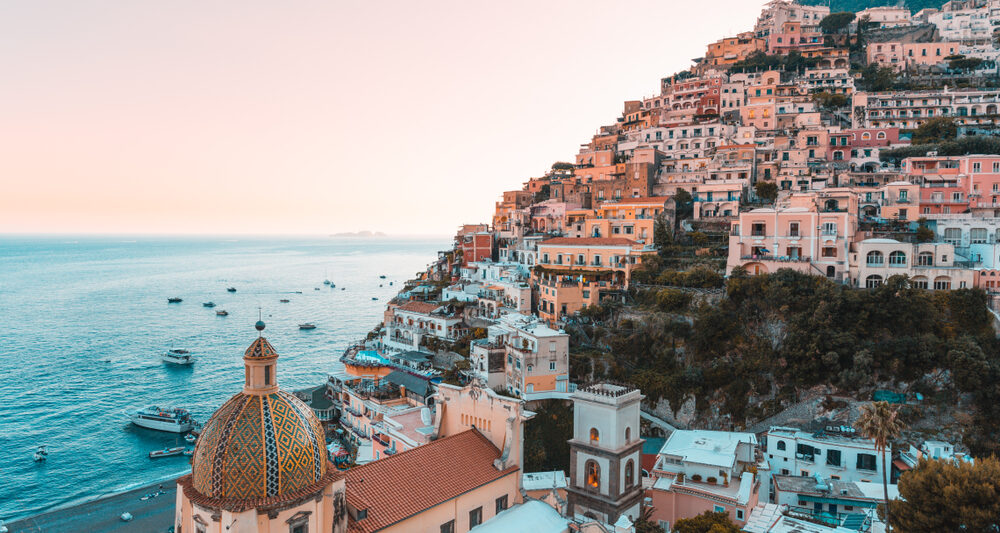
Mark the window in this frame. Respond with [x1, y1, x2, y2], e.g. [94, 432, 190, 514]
[889, 251, 906, 266]
[866, 275, 883, 288]
[586, 460, 600, 489]
[972, 228, 988, 244]
[440, 520, 455, 533]
[857, 453, 877, 471]
[495, 495, 508, 514]
[737, 509, 745, 521]
[264, 365, 271, 386]
[290, 524, 307, 533]
[974, 162, 982, 172]
[550, 361, 556, 370]
[469, 507, 483, 528]
[822, 247, 837, 258]
[625, 426, 631, 443]
[590, 428, 599, 444]
[934, 277, 951, 290]
[866, 251, 884, 266]
[944, 228, 961, 244]
[789, 222, 800, 237]
[752, 223, 766, 236]
[827, 449, 842, 467]
[776, 440, 786, 451]
[714, 505, 726, 513]
[625, 459, 635, 487]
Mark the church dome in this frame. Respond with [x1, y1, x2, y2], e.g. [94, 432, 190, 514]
[190, 337, 329, 503]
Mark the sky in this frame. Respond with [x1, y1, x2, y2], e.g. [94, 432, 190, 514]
[0, 1, 765, 236]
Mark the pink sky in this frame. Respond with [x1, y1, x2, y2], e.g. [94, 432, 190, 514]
[0, 1, 764, 236]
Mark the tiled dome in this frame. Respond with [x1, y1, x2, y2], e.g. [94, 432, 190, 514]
[190, 339, 328, 502]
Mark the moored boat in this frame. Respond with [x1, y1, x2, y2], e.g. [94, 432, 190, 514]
[202, 302, 215, 308]
[226, 287, 237, 293]
[279, 298, 290, 303]
[162, 349, 194, 365]
[183, 448, 194, 457]
[184, 434, 197, 443]
[167, 297, 182, 303]
[131, 407, 197, 433]
[216, 310, 228, 316]
[148, 446, 186, 459]
[299, 323, 317, 330]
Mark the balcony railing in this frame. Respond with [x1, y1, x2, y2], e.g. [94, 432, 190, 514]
[742, 254, 811, 263]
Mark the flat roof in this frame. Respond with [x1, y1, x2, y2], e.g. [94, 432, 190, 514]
[522, 471, 567, 491]
[659, 430, 757, 468]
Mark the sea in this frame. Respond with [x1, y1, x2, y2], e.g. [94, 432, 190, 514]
[0, 235, 447, 521]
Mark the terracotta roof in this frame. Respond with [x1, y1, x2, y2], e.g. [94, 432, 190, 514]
[397, 301, 440, 314]
[345, 430, 518, 533]
[539, 237, 638, 247]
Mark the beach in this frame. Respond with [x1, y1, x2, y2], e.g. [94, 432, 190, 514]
[6, 481, 175, 533]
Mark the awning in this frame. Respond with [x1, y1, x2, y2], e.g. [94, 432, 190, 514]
[893, 459, 912, 471]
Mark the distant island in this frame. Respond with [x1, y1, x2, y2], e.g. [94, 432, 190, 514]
[329, 230, 387, 238]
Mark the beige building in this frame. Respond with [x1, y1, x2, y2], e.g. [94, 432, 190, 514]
[849, 238, 976, 289]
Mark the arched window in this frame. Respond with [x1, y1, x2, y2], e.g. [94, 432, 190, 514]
[866, 274, 883, 288]
[776, 440, 786, 451]
[586, 460, 600, 489]
[889, 251, 907, 266]
[866, 251, 884, 266]
[877, 131, 887, 140]
[933, 276, 951, 290]
[625, 459, 635, 487]
[625, 426, 631, 443]
[590, 428, 600, 445]
[862, 132, 872, 140]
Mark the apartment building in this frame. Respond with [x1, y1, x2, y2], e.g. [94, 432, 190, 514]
[383, 300, 467, 351]
[853, 88, 1000, 130]
[489, 313, 570, 398]
[849, 238, 975, 289]
[867, 41, 961, 71]
[646, 430, 762, 530]
[764, 427, 891, 486]
[536, 237, 654, 289]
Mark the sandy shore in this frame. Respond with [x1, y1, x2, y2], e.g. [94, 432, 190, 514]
[7, 480, 176, 533]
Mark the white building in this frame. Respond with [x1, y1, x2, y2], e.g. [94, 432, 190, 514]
[848, 238, 976, 290]
[473, 313, 571, 398]
[764, 427, 890, 492]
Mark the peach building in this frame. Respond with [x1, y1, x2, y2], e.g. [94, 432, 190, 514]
[692, 181, 744, 219]
[767, 21, 824, 55]
[867, 41, 961, 71]
[382, 301, 467, 352]
[175, 329, 348, 533]
[486, 313, 570, 397]
[728, 190, 859, 281]
[856, 180, 919, 221]
[565, 197, 672, 243]
[755, 0, 829, 39]
[534, 269, 604, 324]
[703, 32, 766, 70]
[645, 430, 762, 530]
[337, 371, 436, 462]
[537, 237, 654, 289]
[849, 239, 975, 290]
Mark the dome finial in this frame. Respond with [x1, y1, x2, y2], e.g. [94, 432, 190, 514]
[255, 307, 265, 335]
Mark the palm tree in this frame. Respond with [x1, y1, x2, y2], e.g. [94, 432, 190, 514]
[855, 401, 904, 532]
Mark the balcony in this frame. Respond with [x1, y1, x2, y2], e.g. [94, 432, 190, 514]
[742, 254, 811, 263]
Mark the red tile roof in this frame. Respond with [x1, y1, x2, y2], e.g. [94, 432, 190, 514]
[345, 430, 518, 533]
[540, 237, 638, 247]
[397, 301, 440, 314]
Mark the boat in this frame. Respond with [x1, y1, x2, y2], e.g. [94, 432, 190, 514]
[183, 448, 194, 457]
[341, 288, 345, 291]
[330, 283, 336, 288]
[371, 297, 377, 301]
[226, 287, 237, 293]
[323, 280, 331, 285]
[294, 291, 303, 294]
[314, 287, 321, 291]
[185, 434, 197, 443]
[33, 446, 48, 462]
[379, 275, 387, 279]
[167, 297, 182, 303]
[202, 302, 215, 308]
[299, 323, 317, 330]
[148, 446, 186, 459]
[216, 310, 228, 316]
[280, 298, 290, 303]
[161, 349, 194, 365]
[120, 512, 133, 522]
[131, 407, 197, 433]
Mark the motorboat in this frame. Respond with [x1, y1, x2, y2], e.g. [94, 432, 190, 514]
[120, 512, 133, 522]
[299, 323, 317, 330]
[183, 448, 194, 457]
[280, 298, 290, 303]
[202, 302, 216, 308]
[162, 349, 194, 365]
[148, 446, 186, 459]
[294, 291, 303, 294]
[216, 310, 228, 316]
[131, 407, 197, 433]
[167, 297, 182, 303]
[371, 297, 377, 301]
[226, 287, 237, 293]
[185, 434, 197, 443]
[33, 446, 48, 462]
[323, 280, 331, 285]
[314, 288, 321, 291]
[379, 275, 387, 279]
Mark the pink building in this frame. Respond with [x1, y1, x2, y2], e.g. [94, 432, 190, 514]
[768, 21, 824, 55]
[728, 190, 859, 281]
[904, 156, 973, 215]
[867, 42, 961, 72]
[537, 237, 654, 288]
[646, 430, 763, 530]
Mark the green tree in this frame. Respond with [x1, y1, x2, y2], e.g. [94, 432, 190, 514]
[860, 64, 897, 91]
[551, 161, 575, 171]
[915, 218, 934, 243]
[949, 56, 984, 72]
[673, 511, 740, 533]
[673, 189, 693, 220]
[813, 91, 849, 109]
[653, 213, 673, 256]
[819, 11, 856, 34]
[522, 400, 573, 472]
[755, 181, 778, 203]
[635, 506, 666, 533]
[855, 401, 904, 533]
[889, 457, 1000, 532]
[912, 117, 958, 144]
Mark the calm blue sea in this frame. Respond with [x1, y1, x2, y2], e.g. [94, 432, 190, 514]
[0, 235, 446, 521]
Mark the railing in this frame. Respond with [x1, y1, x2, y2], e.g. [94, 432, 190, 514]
[742, 255, 811, 263]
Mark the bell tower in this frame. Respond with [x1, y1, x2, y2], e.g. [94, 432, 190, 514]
[566, 383, 644, 525]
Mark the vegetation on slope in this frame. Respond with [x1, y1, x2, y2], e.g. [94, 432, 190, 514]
[800, 0, 947, 13]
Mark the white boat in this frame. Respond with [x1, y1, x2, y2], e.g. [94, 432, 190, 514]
[162, 349, 194, 365]
[323, 279, 331, 285]
[299, 323, 317, 330]
[131, 407, 197, 433]
[120, 512, 133, 522]
[148, 446, 186, 459]
[184, 434, 197, 443]
[33, 445, 48, 462]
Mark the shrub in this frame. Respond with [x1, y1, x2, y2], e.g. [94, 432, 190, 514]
[707, 476, 718, 484]
[691, 474, 702, 481]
